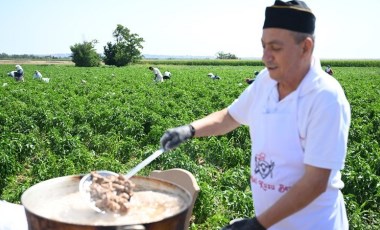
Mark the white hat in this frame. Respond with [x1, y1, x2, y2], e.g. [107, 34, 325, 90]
[15, 65, 22, 70]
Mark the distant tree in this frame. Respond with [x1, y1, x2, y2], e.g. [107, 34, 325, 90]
[103, 24, 144, 67]
[70, 40, 101, 67]
[0, 53, 9, 59]
[216, 51, 238, 60]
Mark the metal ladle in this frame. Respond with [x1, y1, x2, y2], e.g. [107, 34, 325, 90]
[79, 148, 165, 213]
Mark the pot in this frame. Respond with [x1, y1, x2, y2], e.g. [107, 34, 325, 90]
[21, 175, 192, 230]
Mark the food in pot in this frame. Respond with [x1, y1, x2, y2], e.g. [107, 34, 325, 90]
[89, 171, 135, 214]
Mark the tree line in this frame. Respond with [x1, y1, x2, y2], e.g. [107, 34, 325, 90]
[0, 53, 67, 60]
[2, 24, 239, 67]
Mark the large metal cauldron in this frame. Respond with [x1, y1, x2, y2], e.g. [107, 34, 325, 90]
[21, 175, 192, 230]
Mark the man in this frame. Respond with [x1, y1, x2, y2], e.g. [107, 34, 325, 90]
[208, 73, 221, 80]
[33, 70, 43, 79]
[160, 1, 351, 229]
[149, 66, 163, 82]
[163, 70, 172, 80]
[14, 64, 24, 81]
[245, 71, 259, 84]
[7, 71, 16, 78]
[325, 65, 334, 75]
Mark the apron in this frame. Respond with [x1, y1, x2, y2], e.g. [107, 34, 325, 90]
[250, 83, 304, 214]
[249, 81, 348, 229]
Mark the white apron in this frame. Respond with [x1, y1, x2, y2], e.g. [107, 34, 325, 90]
[249, 82, 348, 229]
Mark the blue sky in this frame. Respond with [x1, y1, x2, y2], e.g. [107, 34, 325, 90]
[1, 0, 379, 59]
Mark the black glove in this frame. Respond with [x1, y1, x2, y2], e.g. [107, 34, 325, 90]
[221, 217, 266, 230]
[160, 125, 195, 150]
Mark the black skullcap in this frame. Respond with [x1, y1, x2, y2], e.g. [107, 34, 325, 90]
[263, 0, 316, 34]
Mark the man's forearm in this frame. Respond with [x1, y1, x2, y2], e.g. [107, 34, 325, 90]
[191, 108, 240, 137]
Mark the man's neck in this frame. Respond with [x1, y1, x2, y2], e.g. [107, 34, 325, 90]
[277, 60, 312, 100]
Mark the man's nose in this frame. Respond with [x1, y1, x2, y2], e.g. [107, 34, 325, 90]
[262, 49, 273, 63]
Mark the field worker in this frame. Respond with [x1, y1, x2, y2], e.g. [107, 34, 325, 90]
[7, 71, 16, 78]
[160, 1, 351, 230]
[14, 64, 24, 81]
[245, 71, 260, 85]
[149, 66, 163, 82]
[33, 70, 43, 79]
[163, 70, 171, 80]
[325, 65, 334, 75]
[207, 73, 221, 80]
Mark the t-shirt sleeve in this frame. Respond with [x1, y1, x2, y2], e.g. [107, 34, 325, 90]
[303, 88, 351, 170]
[228, 80, 259, 125]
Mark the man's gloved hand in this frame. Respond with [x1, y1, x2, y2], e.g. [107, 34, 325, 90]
[160, 125, 195, 150]
[221, 217, 266, 230]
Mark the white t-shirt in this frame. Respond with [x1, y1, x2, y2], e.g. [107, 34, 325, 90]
[33, 71, 42, 79]
[163, 71, 171, 77]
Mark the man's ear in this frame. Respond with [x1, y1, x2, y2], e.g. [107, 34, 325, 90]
[303, 37, 314, 55]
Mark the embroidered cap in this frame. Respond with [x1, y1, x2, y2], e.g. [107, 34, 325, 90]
[263, 0, 316, 34]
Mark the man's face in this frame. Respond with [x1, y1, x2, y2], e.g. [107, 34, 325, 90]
[261, 28, 305, 82]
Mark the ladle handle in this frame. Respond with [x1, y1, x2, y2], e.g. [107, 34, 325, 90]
[124, 148, 165, 179]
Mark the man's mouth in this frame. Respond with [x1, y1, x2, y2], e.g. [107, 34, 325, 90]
[267, 66, 277, 71]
